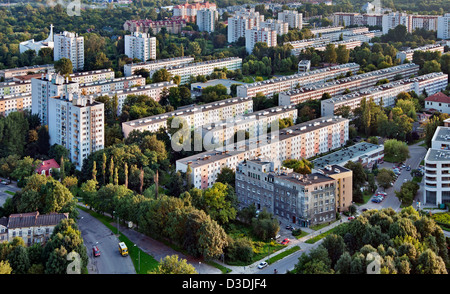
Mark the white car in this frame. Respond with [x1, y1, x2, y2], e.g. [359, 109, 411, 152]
[258, 262, 268, 269]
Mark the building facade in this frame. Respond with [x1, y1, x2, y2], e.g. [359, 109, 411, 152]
[54, 31, 85, 71]
[278, 10, 303, 29]
[124, 32, 157, 62]
[438, 13, 450, 40]
[227, 9, 264, 43]
[245, 27, 277, 53]
[196, 8, 219, 32]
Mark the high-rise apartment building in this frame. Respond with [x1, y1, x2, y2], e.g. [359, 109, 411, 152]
[227, 9, 264, 43]
[48, 93, 104, 170]
[438, 13, 450, 40]
[31, 73, 80, 126]
[278, 10, 303, 29]
[245, 27, 277, 53]
[196, 8, 218, 32]
[124, 32, 157, 62]
[260, 19, 289, 36]
[53, 31, 84, 71]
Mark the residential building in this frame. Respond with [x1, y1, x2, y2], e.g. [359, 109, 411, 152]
[0, 93, 32, 116]
[235, 159, 338, 226]
[245, 27, 277, 53]
[227, 9, 264, 43]
[278, 10, 303, 29]
[123, 18, 187, 34]
[298, 60, 311, 73]
[196, 8, 218, 32]
[31, 73, 80, 126]
[236, 63, 360, 98]
[173, 1, 217, 22]
[396, 44, 444, 63]
[0, 211, 69, 246]
[278, 63, 420, 106]
[176, 116, 349, 189]
[48, 93, 104, 170]
[382, 12, 410, 34]
[425, 92, 450, 113]
[79, 75, 146, 95]
[35, 159, 60, 177]
[315, 165, 353, 212]
[260, 19, 289, 36]
[438, 13, 450, 39]
[162, 57, 242, 85]
[0, 80, 32, 96]
[321, 72, 448, 116]
[69, 69, 116, 84]
[190, 79, 246, 96]
[423, 119, 450, 205]
[122, 96, 254, 137]
[124, 32, 157, 62]
[20, 24, 54, 54]
[123, 56, 194, 77]
[0, 64, 54, 81]
[53, 31, 85, 71]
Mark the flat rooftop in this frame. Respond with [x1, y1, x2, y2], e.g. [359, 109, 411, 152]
[426, 149, 450, 162]
[191, 79, 246, 89]
[312, 142, 383, 169]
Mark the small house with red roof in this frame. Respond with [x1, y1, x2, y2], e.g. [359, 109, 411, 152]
[35, 159, 60, 177]
[425, 92, 450, 114]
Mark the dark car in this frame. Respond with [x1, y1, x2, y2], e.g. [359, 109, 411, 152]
[93, 245, 100, 257]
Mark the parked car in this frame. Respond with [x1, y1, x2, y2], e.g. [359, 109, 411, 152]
[281, 238, 290, 245]
[93, 245, 100, 257]
[0, 181, 7, 185]
[258, 262, 268, 269]
[285, 225, 293, 230]
[348, 216, 355, 220]
[362, 208, 368, 212]
[275, 234, 281, 240]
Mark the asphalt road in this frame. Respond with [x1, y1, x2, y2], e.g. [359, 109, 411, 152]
[0, 181, 21, 207]
[77, 208, 136, 274]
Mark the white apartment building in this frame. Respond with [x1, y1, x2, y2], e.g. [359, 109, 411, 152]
[162, 57, 242, 85]
[424, 119, 450, 205]
[236, 63, 360, 98]
[279, 63, 420, 106]
[176, 116, 349, 189]
[0, 93, 32, 116]
[278, 10, 302, 29]
[227, 9, 264, 43]
[382, 12, 410, 34]
[53, 31, 85, 71]
[31, 73, 80, 126]
[260, 19, 289, 36]
[321, 72, 448, 116]
[69, 69, 116, 84]
[438, 13, 450, 40]
[48, 93, 104, 170]
[124, 32, 157, 62]
[123, 56, 194, 77]
[85, 81, 176, 115]
[196, 8, 218, 33]
[0, 64, 54, 81]
[79, 76, 146, 95]
[122, 96, 254, 137]
[425, 92, 450, 113]
[245, 27, 277, 53]
[396, 44, 445, 63]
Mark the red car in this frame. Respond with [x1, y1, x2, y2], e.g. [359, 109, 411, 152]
[348, 216, 355, 220]
[281, 238, 290, 245]
[93, 245, 100, 257]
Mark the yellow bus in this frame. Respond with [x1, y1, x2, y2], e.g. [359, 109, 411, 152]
[118, 242, 128, 256]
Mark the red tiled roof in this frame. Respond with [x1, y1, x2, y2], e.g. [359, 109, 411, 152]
[425, 92, 450, 103]
[35, 159, 60, 174]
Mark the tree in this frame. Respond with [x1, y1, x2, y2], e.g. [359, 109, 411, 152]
[395, 181, 420, 206]
[384, 139, 410, 163]
[376, 168, 396, 190]
[336, 45, 350, 64]
[415, 249, 448, 274]
[149, 255, 197, 274]
[324, 44, 337, 64]
[282, 158, 313, 174]
[321, 234, 346, 267]
[216, 167, 235, 188]
[54, 58, 73, 75]
[152, 68, 171, 83]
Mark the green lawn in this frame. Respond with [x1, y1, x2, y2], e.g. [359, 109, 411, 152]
[293, 230, 309, 239]
[305, 225, 342, 244]
[310, 220, 337, 231]
[5, 191, 15, 196]
[267, 246, 301, 264]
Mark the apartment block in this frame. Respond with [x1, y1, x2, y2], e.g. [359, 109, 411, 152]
[279, 63, 420, 106]
[423, 119, 450, 205]
[0, 93, 32, 116]
[438, 13, 450, 40]
[48, 93, 104, 170]
[278, 10, 303, 29]
[396, 44, 445, 63]
[315, 165, 353, 213]
[123, 56, 194, 77]
[124, 32, 157, 62]
[85, 81, 176, 115]
[199, 105, 298, 146]
[236, 63, 360, 98]
[260, 19, 289, 36]
[245, 27, 278, 53]
[176, 116, 349, 189]
[0, 211, 68, 246]
[0, 81, 31, 96]
[69, 69, 116, 84]
[31, 73, 80, 126]
[321, 72, 448, 116]
[162, 57, 242, 85]
[123, 18, 187, 34]
[122, 96, 254, 137]
[79, 76, 146, 95]
[235, 159, 338, 226]
[197, 8, 218, 33]
[227, 9, 264, 43]
[0, 64, 54, 81]
[54, 31, 84, 71]
[173, 1, 217, 22]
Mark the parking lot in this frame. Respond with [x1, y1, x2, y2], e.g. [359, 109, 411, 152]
[0, 181, 20, 207]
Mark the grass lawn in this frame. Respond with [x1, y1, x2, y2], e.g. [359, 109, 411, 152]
[294, 230, 309, 239]
[267, 246, 300, 264]
[305, 225, 342, 244]
[310, 220, 337, 231]
[5, 191, 15, 196]
[77, 206, 159, 274]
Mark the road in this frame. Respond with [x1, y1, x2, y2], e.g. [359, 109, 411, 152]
[0, 181, 21, 207]
[77, 208, 135, 274]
